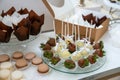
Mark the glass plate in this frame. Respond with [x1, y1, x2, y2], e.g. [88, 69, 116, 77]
[42, 54, 106, 74]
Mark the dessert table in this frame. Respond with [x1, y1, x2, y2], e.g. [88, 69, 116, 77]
[23, 27, 120, 80]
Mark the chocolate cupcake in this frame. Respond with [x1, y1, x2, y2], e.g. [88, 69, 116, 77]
[1, 7, 16, 17]
[0, 22, 13, 42]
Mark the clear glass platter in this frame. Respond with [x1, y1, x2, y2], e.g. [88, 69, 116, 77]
[42, 54, 106, 74]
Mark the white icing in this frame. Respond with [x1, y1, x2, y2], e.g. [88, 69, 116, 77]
[11, 70, 23, 80]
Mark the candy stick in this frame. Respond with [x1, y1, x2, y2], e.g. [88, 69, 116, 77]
[65, 23, 67, 37]
[78, 20, 80, 40]
[75, 25, 77, 42]
[85, 27, 88, 39]
[67, 17, 69, 36]
[89, 28, 92, 42]
[72, 20, 74, 36]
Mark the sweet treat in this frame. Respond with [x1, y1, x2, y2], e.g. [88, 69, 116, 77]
[88, 55, 97, 64]
[11, 70, 24, 80]
[12, 51, 23, 60]
[59, 49, 71, 59]
[18, 8, 29, 14]
[64, 59, 76, 69]
[93, 41, 104, 49]
[0, 21, 13, 42]
[43, 50, 53, 59]
[0, 54, 10, 63]
[32, 57, 43, 65]
[78, 58, 89, 68]
[94, 49, 104, 57]
[25, 52, 36, 61]
[50, 57, 61, 65]
[0, 62, 13, 70]
[46, 38, 56, 47]
[0, 69, 10, 80]
[15, 59, 28, 69]
[1, 7, 16, 17]
[43, 43, 52, 50]
[14, 26, 29, 41]
[38, 63, 49, 73]
[30, 21, 41, 35]
[68, 43, 76, 53]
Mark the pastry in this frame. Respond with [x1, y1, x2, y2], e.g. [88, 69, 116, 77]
[0, 21, 13, 42]
[38, 63, 49, 73]
[0, 54, 10, 63]
[0, 62, 13, 71]
[11, 70, 24, 80]
[12, 51, 23, 60]
[0, 69, 10, 80]
[1, 6, 16, 17]
[15, 59, 28, 69]
[25, 52, 36, 61]
[32, 57, 43, 65]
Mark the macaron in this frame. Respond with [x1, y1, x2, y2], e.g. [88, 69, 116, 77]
[0, 62, 13, 71]
[32, 57, 43, 65]
[0, 54, 10, 63]
[0, 69, 10, 80]
[38, 63, 49, 73]
[25, 52, 36, 61]
[15, 59, 28, 69]
[12, 51, 23, 60]
[11, 70, 24, 80]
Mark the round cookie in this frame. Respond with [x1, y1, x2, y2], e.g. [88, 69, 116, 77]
[25, 52, 36, 61]
[38, 63, 49, 73]
[12, 51, 23, 59]
[32, 57, 43, 65]
[0, 69, 10, 80]
[0, 62, 13, 71]
[11, 70, 24, 80]
[15, 59, 28, 69]
[0, 54, 10, 63]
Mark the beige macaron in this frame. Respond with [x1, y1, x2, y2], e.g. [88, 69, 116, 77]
[0, 62, 13, 71]
[38, 63, 49, 73]
[15, 59, 28, 69]
[24, 52, 36, 61]
[0, 54, 10, 63]
[0, 69, 10, 80]
[32, 57, 43, 65]
[11, 70, 24, 80]
[12, 51, 23, 60]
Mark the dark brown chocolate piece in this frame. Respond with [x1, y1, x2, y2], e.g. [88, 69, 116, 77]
[47, 38, 56, 47]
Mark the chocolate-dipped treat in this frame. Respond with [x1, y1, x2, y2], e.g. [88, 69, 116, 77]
[1, 7, 16, 17]
[88, 55, 97, 64]
[78, 58, 89, 68]
[68, 43, 76, 53]
[64, 59, 76, 69]
[18, 8, 29, 14]
[94, 49, 104, 57]
[50, 57, 61, 65]
[46, 38, 56, 47]
[43, 44, 51, 50]
[93, 41, 104, 49]
[43, 50, 53, 59]
[0, 22, 13, 42]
